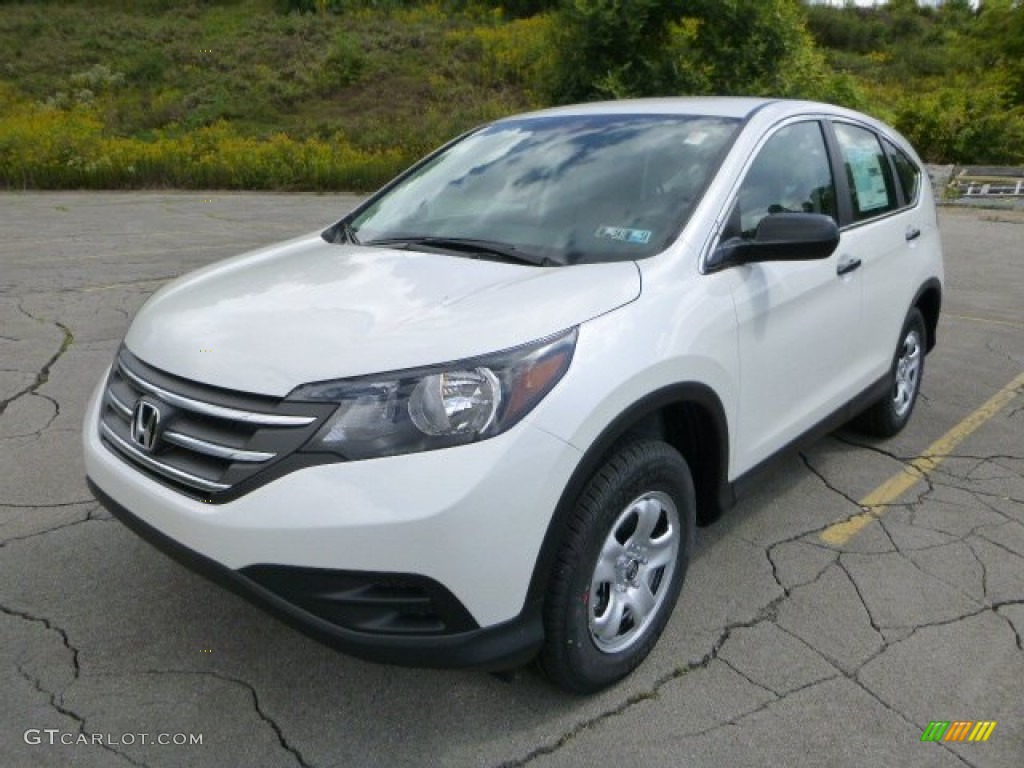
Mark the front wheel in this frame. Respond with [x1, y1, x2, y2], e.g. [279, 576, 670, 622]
[853, 307, 927, 437]
[539, 440, 695, 693]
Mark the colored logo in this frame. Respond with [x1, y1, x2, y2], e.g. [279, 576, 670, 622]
[921, 721, 996, 743]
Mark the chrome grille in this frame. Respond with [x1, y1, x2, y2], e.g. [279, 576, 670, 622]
[99, 348, 334, 500]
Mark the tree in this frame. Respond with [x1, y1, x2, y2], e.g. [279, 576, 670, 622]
[548, 0, 684, 101]
[549, 0, 831, 103]
[973, 0, 1024, 104]
[681, 0, 825, 96]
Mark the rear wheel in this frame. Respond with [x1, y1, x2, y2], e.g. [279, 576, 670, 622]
[853, 307, 926, 437]
[539, 440, 695, 693]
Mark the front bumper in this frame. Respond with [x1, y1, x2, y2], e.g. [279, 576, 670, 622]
[88, 479, 543, 669]
[83, 373, 582, 668]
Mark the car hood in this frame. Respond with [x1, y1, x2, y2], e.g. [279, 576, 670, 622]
[125, 234, 641, 396]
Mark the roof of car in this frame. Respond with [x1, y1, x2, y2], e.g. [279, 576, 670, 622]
[500, 97, 910, 153]
[481, 97, 917, 163]
[511, 97, 783, 121]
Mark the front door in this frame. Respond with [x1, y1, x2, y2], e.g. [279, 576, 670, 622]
[726, 119, 863, 472]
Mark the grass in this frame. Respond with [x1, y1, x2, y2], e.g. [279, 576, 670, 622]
[0, 0, 546, 190]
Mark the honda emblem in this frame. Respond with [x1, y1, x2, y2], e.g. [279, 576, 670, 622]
[131, 398, 162, 452]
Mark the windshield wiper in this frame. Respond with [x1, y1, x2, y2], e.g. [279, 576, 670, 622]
[363, 236, 555, 267]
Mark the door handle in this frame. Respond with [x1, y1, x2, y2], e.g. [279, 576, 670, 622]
[837, 257, 862, 276]
[905, 227, 921, 242]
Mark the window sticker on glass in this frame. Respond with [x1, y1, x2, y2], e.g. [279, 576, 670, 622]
[595, 226, 652, 244]
[848, 147, 889, 212]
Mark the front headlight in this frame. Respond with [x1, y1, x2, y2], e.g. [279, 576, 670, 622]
[289, 328, 577, 460]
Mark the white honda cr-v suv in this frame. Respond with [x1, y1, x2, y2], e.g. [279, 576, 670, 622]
[84, 98, 943, 693]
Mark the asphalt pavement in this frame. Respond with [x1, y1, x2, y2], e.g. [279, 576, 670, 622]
[1, 193, 1022, 767]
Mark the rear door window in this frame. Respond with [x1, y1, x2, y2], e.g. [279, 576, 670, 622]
[834, 123, 898, 222]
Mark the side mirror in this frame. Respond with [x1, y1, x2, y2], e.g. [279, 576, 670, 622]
[709, 213, 839, 271]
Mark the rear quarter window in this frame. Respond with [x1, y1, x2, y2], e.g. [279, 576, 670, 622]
[884, 140, 922, 207]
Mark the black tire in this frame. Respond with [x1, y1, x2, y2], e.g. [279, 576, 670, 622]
[539, 440, 696, 694]
[852, 307, 927, 438]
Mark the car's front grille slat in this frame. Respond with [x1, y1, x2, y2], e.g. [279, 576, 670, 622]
[162, 430, 275, 463]
[117, 359, 316, 427]
[98, 348, 332, 500]
[106, 388, 133, 419]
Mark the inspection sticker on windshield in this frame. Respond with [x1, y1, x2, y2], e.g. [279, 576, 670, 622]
[595, 226, 652, 244]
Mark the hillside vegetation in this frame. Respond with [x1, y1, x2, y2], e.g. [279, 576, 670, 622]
[1, 0, 1021, 190]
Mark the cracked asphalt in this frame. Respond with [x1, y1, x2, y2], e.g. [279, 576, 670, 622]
[1, 193, 1022, 768]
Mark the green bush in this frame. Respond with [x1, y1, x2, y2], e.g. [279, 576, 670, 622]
[277, 0, 426, 12]
[318, 32, 367, 91]
[445, 13, 556, 97]
[883, 76, 1024, 165]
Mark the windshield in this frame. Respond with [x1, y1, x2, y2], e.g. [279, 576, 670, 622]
[348, 113, 740, 266]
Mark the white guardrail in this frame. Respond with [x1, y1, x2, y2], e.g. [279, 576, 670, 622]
[947, 166, 1024, 199]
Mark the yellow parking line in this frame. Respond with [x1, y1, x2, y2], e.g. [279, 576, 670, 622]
[820, 371, 1024, 546]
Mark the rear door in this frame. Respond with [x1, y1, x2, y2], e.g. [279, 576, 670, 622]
[826, 121, 928, 385]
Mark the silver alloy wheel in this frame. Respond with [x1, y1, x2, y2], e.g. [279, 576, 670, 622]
[588, 491, 680, 654]
[893, 328, 923, 418]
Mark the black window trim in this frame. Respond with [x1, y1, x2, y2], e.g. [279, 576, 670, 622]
[821, 118, 853, 226]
